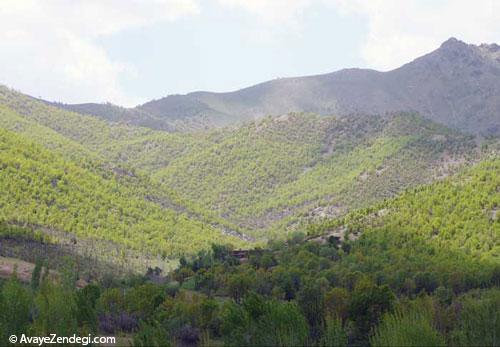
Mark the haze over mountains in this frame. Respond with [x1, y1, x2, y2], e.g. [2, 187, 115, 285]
[55, 38, 500, 135]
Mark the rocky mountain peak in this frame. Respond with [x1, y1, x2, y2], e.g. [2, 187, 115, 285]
[440, 37, 467, 49]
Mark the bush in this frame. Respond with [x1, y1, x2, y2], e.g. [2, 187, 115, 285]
[370, 307, 445, 347]
[450, 289, 500, 346]
[319, 316, 347, 347]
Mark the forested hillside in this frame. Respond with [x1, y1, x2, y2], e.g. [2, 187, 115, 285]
[155, 113, 478, 235]
[0, 127, 246, 259]
[0, 85, 481, 240]
[311, 155, 500, 261]
[122, 154, 498, 345]
[1, 79, 499, 347]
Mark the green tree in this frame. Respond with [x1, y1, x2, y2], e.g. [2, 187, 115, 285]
[325, 287, 351, 320]
[133, 321, 171, 347]
[97, 287, 126, 316]
[255, 300, 308, 347]
[228, 273, 253, 303]
[349, 283, 395, 344]
[31, 257, 43, 291]
[220, 301, 251, 346]
[0, 274, 32, 336]
[126, 283, 164, 319]
[297, 282, 325, 340]
[76, 284, 101, 333]
[451, 289, 500, 347]
[371, 307, 445, 347]
[319, 317, 347, 347]
[33, 281, 78, 336]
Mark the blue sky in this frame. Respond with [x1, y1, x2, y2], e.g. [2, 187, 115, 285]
[100, 1, 366, 101]
[0, 0, 498, 106]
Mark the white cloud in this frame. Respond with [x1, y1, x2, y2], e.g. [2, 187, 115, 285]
[216, 0, 330, 44]
[217, 0, 500, 70]
[218, 0, 314, 25]
[336, 0, 500, 70]
[0, 0, 199, 106]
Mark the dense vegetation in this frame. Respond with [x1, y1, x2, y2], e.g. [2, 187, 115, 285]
[155, 113, 477, 235]
[1, 146, 499, 346]
[1, 231, 498, 346]
[311, 155, 500, 260]
[1, 85, 481, 240]
[0, 127, 246, 259]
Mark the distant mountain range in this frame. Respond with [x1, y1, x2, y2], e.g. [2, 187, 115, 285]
[53, 38, 500, 135]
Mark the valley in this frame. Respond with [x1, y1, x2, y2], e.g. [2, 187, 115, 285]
[0, 85, 484, 251]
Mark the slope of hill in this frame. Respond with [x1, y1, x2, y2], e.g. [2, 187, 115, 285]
[0, 85, 489, 239]
[1, 84, 486, 233]
[51, 102, 176, 131]
[1, 134, 498, 347]
[154, 113, 479, 235]
[0, 85, 201, 173]
[312, 154, 500, 261]
[0, 126, 246, 258]
[0, 87, 256, 239]
[56, 38, 500, 135]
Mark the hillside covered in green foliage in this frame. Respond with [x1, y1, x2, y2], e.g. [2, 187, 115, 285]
[110, 153, 497, 345]
[0, 86, 481, 239]
[0, 127, 245, 259]
[0, 86, 482, 245]
[311, 155, 500, 262]
[154, 113, 478, 235]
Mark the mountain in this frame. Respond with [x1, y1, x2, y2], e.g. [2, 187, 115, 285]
[1, 34, 500, 347]
[53, 96, 243, 132]
[0, 123, 249, 257]
[0, 90, 250, 263]
[56, 38, 500, 135]
[153, 113, 479, 235]
[0, 85, 483, 239]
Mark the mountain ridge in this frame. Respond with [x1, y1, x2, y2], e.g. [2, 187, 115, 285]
[47, 37, 500, 135]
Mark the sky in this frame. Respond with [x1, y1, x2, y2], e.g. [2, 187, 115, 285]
[0, 0, 498, 107]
